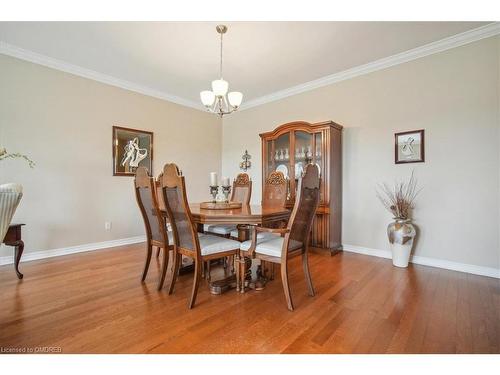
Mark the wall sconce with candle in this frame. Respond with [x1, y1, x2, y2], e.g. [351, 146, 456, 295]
[239, 150, 251, 172]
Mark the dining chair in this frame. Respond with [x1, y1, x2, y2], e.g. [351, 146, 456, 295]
[205, 173, 251, 276]
[134, 167, 173, 290]
[262, 171, 288, 207]
[258, 170, 288, 235]
[239, 164, 321, 311]
[205, 173, 252, 238]
[253, 170, 288, 279]
[160, 163, 241, 309]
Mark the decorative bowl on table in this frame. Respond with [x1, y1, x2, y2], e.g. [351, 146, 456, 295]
[200, 201, 243, 210]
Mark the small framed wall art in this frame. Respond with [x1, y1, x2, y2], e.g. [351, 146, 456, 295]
[112, 126, 153, 176]
[394, 129, 425, 164]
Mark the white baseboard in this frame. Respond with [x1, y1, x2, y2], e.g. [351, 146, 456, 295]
[0, 235, 146, 266]
[343, 244, 500, 279]
[1, 237, 498, 279]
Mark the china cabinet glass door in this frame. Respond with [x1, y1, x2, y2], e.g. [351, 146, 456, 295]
[292, 131, 313, 198]
[313, 132, 325, 203]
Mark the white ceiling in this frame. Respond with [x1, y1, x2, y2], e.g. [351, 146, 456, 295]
[0, 21, 490, 108]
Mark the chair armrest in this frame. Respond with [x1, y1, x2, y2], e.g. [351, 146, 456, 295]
[255, 227, 290, 234]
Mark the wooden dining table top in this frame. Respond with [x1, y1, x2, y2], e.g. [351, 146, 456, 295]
[160, 204, 290, 225]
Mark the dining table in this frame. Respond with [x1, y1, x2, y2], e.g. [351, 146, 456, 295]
[159, 203, 290, 294]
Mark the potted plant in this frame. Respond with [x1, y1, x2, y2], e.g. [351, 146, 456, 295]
[376, 171, 421, 268]
[0, 147, 34, 242]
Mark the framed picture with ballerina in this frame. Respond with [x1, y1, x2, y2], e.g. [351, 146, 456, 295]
[395, 129, 425, 164]
[112, 126, 153, 176]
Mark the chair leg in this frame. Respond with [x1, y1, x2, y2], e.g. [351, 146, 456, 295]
[206, 261, 211, 281]
[188, 259, 202, 309]
[280, 262, 294, 311]
[270, 263, 275, 280]
[141, 243, 153, 282]
[156, 247, 161, 258]
[168, 251, 181, 295]
[227, 255, 234, 275]
[157, 247, 169, 291]
[302, 250, 315, 297]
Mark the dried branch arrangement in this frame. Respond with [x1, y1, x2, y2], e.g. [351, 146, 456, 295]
[0, 147, 35, 168]
[376, 171, 421, 220]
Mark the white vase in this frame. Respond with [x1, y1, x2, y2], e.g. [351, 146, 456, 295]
[0, 183, 23, 242]
[387, 219, 416, 268]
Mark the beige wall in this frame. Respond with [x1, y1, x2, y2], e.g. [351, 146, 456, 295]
[0, 54, 221, 256]
[222, 37, 500, 269]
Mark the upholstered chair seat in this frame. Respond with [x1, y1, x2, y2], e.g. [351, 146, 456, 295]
[231, 228, 278, 241]
[240, 236, 302, 257]
[206, 224, 237, 235]
[198, 233, 241, 256]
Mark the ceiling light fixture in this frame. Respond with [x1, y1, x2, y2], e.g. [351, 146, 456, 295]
[200, 25, 242, 116]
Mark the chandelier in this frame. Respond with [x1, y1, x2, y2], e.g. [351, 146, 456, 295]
[200, 25, 243, 116]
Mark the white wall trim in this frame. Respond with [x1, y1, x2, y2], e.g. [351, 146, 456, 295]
[343, 244, 500, 279]
[1, 237, 497, 279]
[0, 41, 203, 112]
[0, 235, 146, 266]
[240, 22, 500, 110]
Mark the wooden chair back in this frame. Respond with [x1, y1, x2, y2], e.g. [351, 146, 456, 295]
[134, 167, 169, 245]
[286, 164, 321, 246]
[231, 173, 252, 205]
[155, 176, 165, 210]
[159, 163, 200, 254]
[262, 171, 287, 207]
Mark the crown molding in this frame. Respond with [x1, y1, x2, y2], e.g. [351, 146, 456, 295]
[240, 22, 500, 110]
[2, 23, 499, 113]
[0, 41, 203, 111]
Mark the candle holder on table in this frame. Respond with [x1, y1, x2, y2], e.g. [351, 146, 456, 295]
[222, 185, 231, 203]
[209, 185, 219, 203]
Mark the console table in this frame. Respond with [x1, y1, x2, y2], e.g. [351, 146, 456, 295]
[2, 223, 25, 279]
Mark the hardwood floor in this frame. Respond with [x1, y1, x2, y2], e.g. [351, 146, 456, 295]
[0, 244, 498, 354]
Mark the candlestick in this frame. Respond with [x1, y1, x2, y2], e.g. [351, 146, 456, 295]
[222, 185, 231, 203]
[209, 185, 218, 203]
[210, 172, 217, 186]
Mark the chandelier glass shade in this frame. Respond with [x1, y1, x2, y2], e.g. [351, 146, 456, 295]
[200, 25, 243, 116]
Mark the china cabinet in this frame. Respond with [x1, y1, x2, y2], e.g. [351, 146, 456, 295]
[260, 121, 342, 253]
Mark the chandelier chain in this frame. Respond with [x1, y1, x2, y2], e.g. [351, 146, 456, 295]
[219, 31, 223, 78]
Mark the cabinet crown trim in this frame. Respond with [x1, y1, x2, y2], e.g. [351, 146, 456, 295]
[259, 120, 342, 139]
